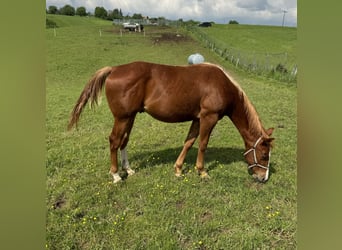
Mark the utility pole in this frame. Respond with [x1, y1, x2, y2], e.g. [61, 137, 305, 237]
[282, 10, 287, 27]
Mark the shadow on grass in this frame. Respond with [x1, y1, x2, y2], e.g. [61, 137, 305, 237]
[128, 146, 277, 178]
[130, 146, 244, 172]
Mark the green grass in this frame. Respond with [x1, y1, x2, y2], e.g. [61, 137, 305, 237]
[188, 24, 297, 82]
[46, 15, 296, 249]
[46, 14, 112, 27]
[195, 24, 297, 64]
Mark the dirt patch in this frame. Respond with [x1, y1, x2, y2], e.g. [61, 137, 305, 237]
[103, 25, 193, 44]
[53, 196, 66, 209]
[175, 199, 185, 210]
[200, 210, 213, 223]
[152, 33, 193, 44]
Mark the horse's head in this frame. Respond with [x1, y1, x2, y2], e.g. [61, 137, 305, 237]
[244, 128, 274, 183]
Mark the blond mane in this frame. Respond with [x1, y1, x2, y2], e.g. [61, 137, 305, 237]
[240, 91, 264, 136]
[205, 63, 265, 136]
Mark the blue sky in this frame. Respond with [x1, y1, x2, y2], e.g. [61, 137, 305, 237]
[46, 0, 297, 26]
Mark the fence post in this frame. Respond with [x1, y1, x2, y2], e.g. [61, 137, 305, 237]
[291, 65, 297, 78]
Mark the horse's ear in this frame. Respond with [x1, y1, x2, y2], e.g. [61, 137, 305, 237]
[264, 137, 274, 143]
[262, 137, 275, 147]
[266, 127, 274, 136]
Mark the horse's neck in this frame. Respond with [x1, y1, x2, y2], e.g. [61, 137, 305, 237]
[229, 92, 265, 148]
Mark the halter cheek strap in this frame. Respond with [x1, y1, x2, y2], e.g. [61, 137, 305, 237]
[243, 136, 271, 180]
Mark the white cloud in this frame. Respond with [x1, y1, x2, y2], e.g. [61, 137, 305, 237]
[46, 0, 297, 26]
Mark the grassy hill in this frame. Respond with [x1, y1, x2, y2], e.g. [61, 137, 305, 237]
[46, 15, 297, 249]
[46, 14, 112, 27]
[187, 24, 297, 82]
[200, 24, 296, 59]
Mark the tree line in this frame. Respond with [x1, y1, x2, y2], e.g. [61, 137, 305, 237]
[47, 5, 145, 20]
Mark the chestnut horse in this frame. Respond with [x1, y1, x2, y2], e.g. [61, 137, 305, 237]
[68, 61, 274, 183]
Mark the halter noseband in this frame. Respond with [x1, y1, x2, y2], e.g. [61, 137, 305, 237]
[243, 136, 271, 179]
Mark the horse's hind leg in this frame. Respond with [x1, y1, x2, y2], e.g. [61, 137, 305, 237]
[119, 119, 135, 176]
[174, 119, 200, 176]
[109, 116, 135, 183]
[120, 148, 135, 175]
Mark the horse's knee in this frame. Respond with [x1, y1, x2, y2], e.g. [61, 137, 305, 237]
[109, 135, 121, 151]
[108, 134, 114, 145]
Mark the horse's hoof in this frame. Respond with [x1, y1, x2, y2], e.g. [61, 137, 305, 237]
[175, 172, 182, 177]
[126, 168, 135, 176]
[110, 172, 122, 183]
[200, 171, 210, 179]
[113, 178, 123, 184]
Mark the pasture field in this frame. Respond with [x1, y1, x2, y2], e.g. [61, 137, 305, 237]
[46, 15, 297, 249]
[196, 24, 297, 62]
[188, 24, 297, 82]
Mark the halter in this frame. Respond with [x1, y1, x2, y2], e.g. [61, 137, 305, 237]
[243, 136, 271, 180]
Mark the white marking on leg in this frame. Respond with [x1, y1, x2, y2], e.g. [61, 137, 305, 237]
[111, 172, 122, 183]
[120, 148, 129, 168]
[121, 148, 135, 176]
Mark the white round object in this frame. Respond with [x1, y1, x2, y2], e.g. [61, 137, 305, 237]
[188, 53, 205, 64]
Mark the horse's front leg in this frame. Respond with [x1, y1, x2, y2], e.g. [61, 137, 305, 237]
[174, 119, 200, 176]
[196, 113, 219, 178]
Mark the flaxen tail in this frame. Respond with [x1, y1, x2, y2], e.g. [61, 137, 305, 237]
[67, 66, 112, 130]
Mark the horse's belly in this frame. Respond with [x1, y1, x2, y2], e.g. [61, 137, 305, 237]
[143, 104, 198, 123]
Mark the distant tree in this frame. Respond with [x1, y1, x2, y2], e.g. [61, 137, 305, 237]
[228, 20, 239, 24]
[108, 8, 123, 20]
[184, 19, 198, 26]
[76, 7, 87, 16]
[48, 5, 58, 14]
[113, 8, 123, 19]
[158, 16, 167, 25]
[149, 17, 158, 24]
[108, 10, 113, 19]
[95, 6, 108, 19]
[132, 13, 143, 19]
[59, 5, 75, 16]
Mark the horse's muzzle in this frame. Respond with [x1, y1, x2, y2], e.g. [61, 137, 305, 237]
[253, 173, 269, 183]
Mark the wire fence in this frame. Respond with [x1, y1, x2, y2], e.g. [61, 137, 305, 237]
[186, 25, 297, 83]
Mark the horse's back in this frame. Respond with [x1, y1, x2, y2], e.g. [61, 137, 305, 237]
[104, 61, 240, 121]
